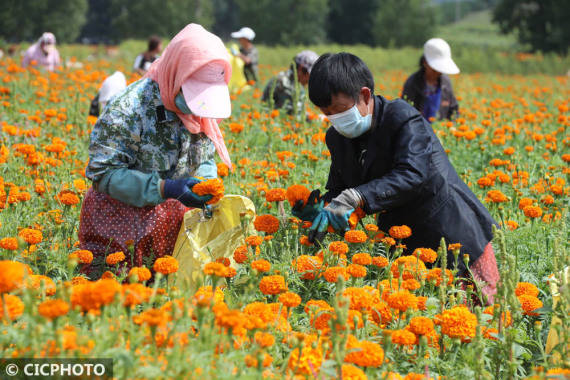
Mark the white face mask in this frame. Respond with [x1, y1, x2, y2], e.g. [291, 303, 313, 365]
[327, 104, 372, 138]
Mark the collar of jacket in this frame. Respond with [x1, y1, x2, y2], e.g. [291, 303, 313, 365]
[359, 95, 384, 176]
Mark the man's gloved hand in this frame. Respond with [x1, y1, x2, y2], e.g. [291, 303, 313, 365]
[292, 189, 324, 222]
[163, 177, 212, 208]
[308, 189, 363, 242]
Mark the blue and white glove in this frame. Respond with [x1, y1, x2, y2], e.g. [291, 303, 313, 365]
[163, 177, 212, 208]
[308, 189, 363, 242]
[292, 189, 324, 222]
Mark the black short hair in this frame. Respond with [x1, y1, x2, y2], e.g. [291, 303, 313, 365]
[148, 35, 161, 52]
[308, 53, 374, 108]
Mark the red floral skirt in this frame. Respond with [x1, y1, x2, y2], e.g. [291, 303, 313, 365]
[78, 188, 187, 278]
[470, 242, 500, 305]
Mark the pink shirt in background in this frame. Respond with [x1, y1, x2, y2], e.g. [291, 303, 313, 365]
[22, 43, 61, 71]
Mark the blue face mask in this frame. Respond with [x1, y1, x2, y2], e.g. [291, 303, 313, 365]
[327, 104, 372, 138]
[175, 91, 192, 114]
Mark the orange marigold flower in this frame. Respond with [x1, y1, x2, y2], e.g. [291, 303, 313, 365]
[518, 295, 543, 316]
[233, 245, 249, 264]
[254, 331, 275, 347]
[448, 243, 462, 251]
[402, 278, 421, 291]
[251, 259, 271, 273]
[344, 230, 367, 243]
[38, 299, 69, 319]
[515, 282, 539, 297]
[372, 256, 389, 268]
[72, 249, 93, 264]
[101, 271, 115, 280]
[426, 268, 454, 286]
[192, 178, 225, 204]
[0, 260, 29, 293]
[58, 190, 80, 206]
[134, 308, 168, 327]
[371, 301, 393, 325]
[279, 291, 301, 308]
[288, 345, 323, 376]
[106, 251, 126, 266]
[390, 329, 416, 346]
[328, 241, 349, 255]
[389, 225, 412, 239]
[523, 205, 543, 218]
[387, 290, 418, 312]
[203, 262, 228, 277]
[436, 306, 477, 342]
[245, 235, 264, 247]
[217, 162, 229, 177]
[128, 266, 152, 282]
[364, 224, 379, 232]
[391, 256, 427, 280]
[1, 294, 24, 320]
[506, 220, 519, 230]
[483, 305, 512, 327]
[259, 275, 287, 295]
[347, 264, 367, 278]
[26, 275, 56, 296]
[352, 253, 372, 265]
[381, 237, 396, 246]
[408, 316, 435, 335]
[153, 255, 179, 275]
[70, 279, 121, 312]
[323, 266, 350, 283]
[341, 364, 367, 380]
[122, 283, 153, 307]
[518, 197, 534, 210]
[18, 228, 42, 245]
[0, 237, 18, 251]
[265, 188, 286, 202]
[344, 337, 384, 367]
[413, 248, 437, 263]
[253, 214, 280, 234]
[482, 326, 499, 340]
[486, 190, 508, 203]
[285, 184, 310, 207]
[299, 234, 313, 246]
[293, 255, 322, 280]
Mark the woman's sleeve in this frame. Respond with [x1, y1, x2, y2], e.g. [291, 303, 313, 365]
[194, 138, 217, 179]
[86, 103, 165, 207]
[94, 168, 164, 207]
[133, 54, 142, 70]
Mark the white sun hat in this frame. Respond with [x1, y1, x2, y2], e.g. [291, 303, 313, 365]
[181, 61, 231, 118]
[423, 38, 460, 75]
[231, 27, 256, 41]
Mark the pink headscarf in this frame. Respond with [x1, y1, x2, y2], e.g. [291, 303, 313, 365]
[145, 24, 233, 168]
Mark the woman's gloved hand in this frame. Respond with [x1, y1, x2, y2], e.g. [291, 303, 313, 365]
[308, 189, 363, 242]
[162, 177, 212, 208]
[292, 189, 324, 222]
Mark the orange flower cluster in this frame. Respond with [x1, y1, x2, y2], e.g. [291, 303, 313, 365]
[105, 251, 125, 266]
[18, 228, 42, 245]
[153, 255, 179, 275]
[70, 279, 122, 312]
[128, 266, 152, 282]
[253, 214, 280, 234]
[389, 225, 412, 239]
[285, 184, 310, 207]
[344, 230, 368, 243]
[435, 306, 477, 342]
[192, 178, 225, 205]
[259, 275, 287, 295]
[265, 188, 286, 202]
[38, 299, 69, 319]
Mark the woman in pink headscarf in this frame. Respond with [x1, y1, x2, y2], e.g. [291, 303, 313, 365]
[22, 32, 61, 71]
[78, 24, 233, 278]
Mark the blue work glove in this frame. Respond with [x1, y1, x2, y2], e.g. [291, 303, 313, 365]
[163, 177, 212, 208]
[308, 189, 363, 243]
[292, 189, 324, 222]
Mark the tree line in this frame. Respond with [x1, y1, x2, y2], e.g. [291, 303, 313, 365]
[0, 0, 567, 53]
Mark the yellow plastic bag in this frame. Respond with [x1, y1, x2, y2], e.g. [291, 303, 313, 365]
[545, 266, 569, 365]
[228, 43, 249, 93]
[170, 195, 255, 290]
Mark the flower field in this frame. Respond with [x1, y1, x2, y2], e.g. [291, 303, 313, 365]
[0, 51, 568, 379]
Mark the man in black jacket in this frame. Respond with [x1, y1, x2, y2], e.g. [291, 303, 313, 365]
[295, 53, 499, 304]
